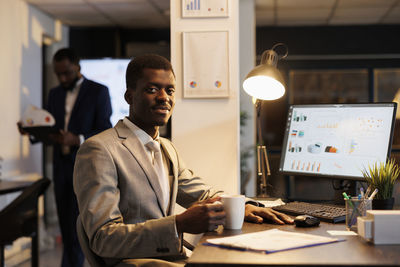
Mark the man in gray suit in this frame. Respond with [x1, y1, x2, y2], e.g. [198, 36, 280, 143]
[73, 54, 293, 266]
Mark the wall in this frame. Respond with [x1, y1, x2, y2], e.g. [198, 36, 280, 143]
[0, 0, 68, 181]
[239, 0, 256, 197]
[170, 0, 241, 194]
[69, 27, 170, 58]
[0, 1, 68, 263]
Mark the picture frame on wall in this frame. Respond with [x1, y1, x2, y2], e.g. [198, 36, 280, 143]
[181, 0, 228, 18]
[182, 31, 230, 98]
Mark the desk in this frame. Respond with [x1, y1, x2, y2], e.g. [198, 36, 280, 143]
[0, 179, 36, 267]
[0, 179, 33, 195]
[187, 221, 400, 266]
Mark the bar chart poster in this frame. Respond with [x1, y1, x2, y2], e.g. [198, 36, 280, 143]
[182, 0, 228, 18]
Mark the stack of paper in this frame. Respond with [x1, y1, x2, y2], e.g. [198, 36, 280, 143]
[205, 229, 341, 253]
[258, 198, 286, 208]
[20, 105, 58, 143]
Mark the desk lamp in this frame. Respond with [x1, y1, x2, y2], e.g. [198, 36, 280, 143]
[242, 43, 288, 196]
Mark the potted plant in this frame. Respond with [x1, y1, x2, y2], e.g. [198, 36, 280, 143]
[361, 159, 400, 210]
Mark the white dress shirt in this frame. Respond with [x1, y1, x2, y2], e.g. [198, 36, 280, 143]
[122, 117, 170, 210]
[62, 77, 84, 154]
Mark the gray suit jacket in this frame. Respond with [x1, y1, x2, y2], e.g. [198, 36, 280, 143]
[73, 120, 215, 264]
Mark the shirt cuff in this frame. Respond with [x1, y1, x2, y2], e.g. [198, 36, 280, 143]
[173, 215, 179, 239]
[79, 134, 85, 145]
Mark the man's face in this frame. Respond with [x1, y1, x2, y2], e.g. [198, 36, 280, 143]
[126, 68, 176, 136]
[53, 58, 80, 89]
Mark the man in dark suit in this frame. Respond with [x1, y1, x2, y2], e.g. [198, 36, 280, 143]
[19, 48, 112, 267]
[47, 48, 112, 267]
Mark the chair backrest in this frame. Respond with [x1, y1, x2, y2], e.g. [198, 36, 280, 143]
[0, 177, 50, 243]
[76, 215, 105, 267]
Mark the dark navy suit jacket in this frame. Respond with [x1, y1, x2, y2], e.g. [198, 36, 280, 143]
[46, 77, 112, 161]
[45, 77, 112, 267]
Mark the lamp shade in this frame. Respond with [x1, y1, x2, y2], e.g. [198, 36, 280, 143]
[243, 44, 287, 101]
[243, 64, 285, 100]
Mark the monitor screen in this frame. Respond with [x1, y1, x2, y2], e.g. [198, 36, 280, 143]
[279, 103, 397, 180]
[80, 58, 130, 126]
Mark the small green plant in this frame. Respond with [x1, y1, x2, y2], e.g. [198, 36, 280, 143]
[361, 159, 400, 200]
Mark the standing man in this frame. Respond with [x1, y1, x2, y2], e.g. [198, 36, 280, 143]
[73, 54, 292, 267]
[19, 48, 112, 267]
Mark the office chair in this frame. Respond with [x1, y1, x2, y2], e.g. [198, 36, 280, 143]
[76, 215, 105, 267]
[0, 177, 50, 267]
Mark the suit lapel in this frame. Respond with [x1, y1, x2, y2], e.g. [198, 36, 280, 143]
[160, 138, 178, 215]
[160, 139, 178, 179]
[115, 121, 167, 216]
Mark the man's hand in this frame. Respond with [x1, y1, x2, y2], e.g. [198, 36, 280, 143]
[245, 204, 294, 225]
[16, 122, 28, 135]
[175, 197, 226, 234]
[49, 130, 80, 146]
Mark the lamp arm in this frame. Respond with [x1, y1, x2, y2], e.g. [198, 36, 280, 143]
[256, 99, 264, 146]
[255, 99, 271, 196]
[271, 43, 288, 60]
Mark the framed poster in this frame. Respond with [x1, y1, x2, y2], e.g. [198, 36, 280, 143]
[182, 0, 228, 18]
[182, 31, 229, 98]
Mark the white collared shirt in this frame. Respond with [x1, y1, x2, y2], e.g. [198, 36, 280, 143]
[123, 117, 160, 163]
[64, 77, 84, 131]
[122, 117, 182, 242]
[64, 77, 85, 145]
[123, 116, 171, 210]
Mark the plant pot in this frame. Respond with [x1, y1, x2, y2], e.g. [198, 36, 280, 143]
[372, 197, 395, 210]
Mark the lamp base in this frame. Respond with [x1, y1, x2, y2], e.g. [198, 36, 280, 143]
[258, 184, 269, 198]
[257, 145, 271, 197]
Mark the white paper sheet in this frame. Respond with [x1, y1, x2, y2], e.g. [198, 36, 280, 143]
[258, 198, 286, 208]
[206, 229, 340, 253]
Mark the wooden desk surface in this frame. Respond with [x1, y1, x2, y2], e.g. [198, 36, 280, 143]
[0, 179, 33, 195]
[187, 221, 400, 266]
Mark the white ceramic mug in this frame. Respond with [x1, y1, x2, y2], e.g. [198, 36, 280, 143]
[221, 195, 245, 230]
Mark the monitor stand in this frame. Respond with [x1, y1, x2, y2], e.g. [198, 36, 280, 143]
[332, 179, 357, 205]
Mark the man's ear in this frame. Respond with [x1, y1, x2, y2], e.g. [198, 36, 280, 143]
[124, 89, 133, 105]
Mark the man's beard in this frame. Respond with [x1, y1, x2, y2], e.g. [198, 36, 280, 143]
[62, 77, 79, 91]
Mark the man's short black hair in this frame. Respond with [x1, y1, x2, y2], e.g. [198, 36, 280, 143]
[53, 48, 80, 65]
[125, 54, 175, 89]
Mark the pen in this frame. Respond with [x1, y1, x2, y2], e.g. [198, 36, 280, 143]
[368, 189, 378, 200]
[365, 186, 371, 199]
[342, 192, 354, 209]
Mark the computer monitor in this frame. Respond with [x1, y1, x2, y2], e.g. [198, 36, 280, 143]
[80, 58, 130, 126]
[279, 103, 397, 181]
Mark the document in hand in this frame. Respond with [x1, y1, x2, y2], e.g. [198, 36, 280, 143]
[21, 105, 58, 144]
[205, 229, 341, 253]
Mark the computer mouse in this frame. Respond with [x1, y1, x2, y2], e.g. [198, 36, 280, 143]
[294, 215, 320, 227]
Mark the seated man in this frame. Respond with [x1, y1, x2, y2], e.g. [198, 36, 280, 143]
[73, 54, 293, 267]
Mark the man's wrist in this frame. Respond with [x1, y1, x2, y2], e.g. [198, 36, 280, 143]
[245, 200, 265, 207]
[175, 213, 184, 233]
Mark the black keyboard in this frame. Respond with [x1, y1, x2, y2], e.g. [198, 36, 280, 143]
[272, 201, 346, 223]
